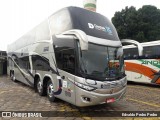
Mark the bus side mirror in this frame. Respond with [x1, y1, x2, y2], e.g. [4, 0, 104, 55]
[56, 29, 88, 51]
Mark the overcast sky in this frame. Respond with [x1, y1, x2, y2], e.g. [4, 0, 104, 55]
[0, 0, 159, 51]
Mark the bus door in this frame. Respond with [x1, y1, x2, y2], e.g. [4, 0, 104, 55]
[54, 38, 77, 105]
[59, 70, 76, 105]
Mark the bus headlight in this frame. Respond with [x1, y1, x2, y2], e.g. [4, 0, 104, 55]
[74, 81, 96, 91]
[121, 77, 127, 87]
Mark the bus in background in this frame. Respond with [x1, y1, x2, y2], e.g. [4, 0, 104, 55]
[123, 40, 160, 85]
[7, 7, 127, 107]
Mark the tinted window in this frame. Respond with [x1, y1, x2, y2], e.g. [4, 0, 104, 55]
[81, 43, 124, 79]
[32, 55, 50, 71]
[54, 39, 76, 74]
[36, 20, 50, 41]
[123, 47, 139, 59]
[49, 7, 119, 40]
[20, 56, 30, 69]
[143, 45, 160, 59]
[124, 45, 160, 59]
[49, 10, 72, 35]
[2, 52, 7, 56]
[69, 7, 119, 40]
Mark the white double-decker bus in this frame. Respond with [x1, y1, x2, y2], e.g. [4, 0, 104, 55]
[123, 40, 160, 85]
[7, 7, 127, 107]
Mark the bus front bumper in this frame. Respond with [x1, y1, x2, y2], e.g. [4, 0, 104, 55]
[75, 85, 127, 107]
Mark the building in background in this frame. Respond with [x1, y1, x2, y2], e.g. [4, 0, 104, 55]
[0, 51, 7, 75]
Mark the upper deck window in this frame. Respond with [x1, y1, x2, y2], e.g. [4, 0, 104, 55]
[69, 7, 119, 41]
[49, 7, 120, 41]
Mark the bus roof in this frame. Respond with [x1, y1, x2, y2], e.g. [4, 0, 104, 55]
[123, 40, 160, 49]
[8, 6, 120, 52]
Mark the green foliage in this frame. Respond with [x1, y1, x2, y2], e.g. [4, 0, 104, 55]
[112, 5, 160, 42]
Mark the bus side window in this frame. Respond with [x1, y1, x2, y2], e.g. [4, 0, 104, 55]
[62, 50, 75, 73]
[20, 56, 30, 70]
[54, 39, 76, 74]
[32, 55, 50, 71]
[123, 47, 138, 60]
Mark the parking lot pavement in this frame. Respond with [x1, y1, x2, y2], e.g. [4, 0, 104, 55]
[126, 82, 160, 111]
[0, 76, 160, 120]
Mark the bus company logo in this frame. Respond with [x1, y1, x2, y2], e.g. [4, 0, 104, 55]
[88, 23, 113, 35]
[88, 23, 94, 29]
[141, 60, 160, 65]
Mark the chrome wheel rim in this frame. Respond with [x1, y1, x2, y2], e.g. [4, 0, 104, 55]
[11, 73, 15, 81]
[37, 81, 42, 93]
[47, 83, 54, 98]
[11, 73, 13, 79]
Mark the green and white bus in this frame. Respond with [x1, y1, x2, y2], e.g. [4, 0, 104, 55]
[123, 40, 160, 85]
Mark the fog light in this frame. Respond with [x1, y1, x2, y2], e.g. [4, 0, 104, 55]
[83, 97, 91, 102]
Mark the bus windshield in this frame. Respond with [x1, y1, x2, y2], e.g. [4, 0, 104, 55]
[79, 43, 125, 81]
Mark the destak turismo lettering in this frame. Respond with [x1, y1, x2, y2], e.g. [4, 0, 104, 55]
[88, 23, 113, 35]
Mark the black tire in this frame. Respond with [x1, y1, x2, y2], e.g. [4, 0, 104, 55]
[47, 80, 56, 102]
[10, 71, 16, 82]
[36, 78, 46, 96]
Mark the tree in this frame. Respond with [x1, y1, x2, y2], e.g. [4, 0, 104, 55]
[112, 5, 160, 42]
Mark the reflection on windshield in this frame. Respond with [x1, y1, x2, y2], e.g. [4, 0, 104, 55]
[80, 43, 124, 80]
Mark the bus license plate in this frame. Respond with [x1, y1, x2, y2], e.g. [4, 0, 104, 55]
[106, 98, 115, 103]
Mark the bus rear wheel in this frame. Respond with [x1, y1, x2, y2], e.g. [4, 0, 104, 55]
[36, 78, 45, 96]
[47, 80, 56, 102]
[10, 71, 16, 82]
